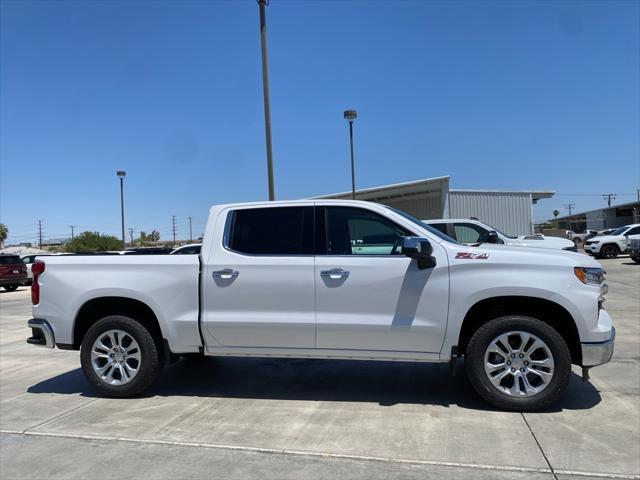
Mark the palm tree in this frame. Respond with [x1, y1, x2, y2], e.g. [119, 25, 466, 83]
[0, 223, 7, 248]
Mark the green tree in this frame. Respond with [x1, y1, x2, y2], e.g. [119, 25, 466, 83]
[64, 231, 122, 253]
[0, 223, 7, 247]
[135, 230, 160, 246]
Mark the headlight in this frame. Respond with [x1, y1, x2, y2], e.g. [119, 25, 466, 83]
[574, 267, 605, 285]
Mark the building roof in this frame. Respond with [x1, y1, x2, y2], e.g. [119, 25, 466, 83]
[450, 189, 555, 202]
[313, 176, 554, 203]
[313, 176, 450, 201]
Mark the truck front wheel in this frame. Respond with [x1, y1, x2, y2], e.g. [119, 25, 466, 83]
[599, 244, 619, 259]
[465, 316, 571, 411]
[80, 315, 162, 397]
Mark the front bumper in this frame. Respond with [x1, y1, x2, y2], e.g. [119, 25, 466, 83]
[581, 326, 615, 367]
[27, 318, 55, 348]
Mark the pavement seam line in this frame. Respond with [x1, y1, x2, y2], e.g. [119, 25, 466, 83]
[521, 412, 558, 480]
[18, 398, 100, 434]
[1, 430, 638, 479]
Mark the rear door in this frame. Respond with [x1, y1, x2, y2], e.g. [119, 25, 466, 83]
[202, 205, 316, 349]
[314, 205, 449, 353]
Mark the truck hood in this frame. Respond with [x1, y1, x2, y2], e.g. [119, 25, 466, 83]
[448, 242, 602, 268]
[588, 235, 622, 243]
[509, 235, 575, 249]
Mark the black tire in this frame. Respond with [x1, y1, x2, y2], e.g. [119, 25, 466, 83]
[3, 284, 18, 292]
[631, 254, 640, 264]
[599, 244, 619, 259]
[466, 316, 571, 411]
[80, 315, 162, 397]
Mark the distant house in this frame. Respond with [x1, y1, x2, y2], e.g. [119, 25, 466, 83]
[40, 238, 70, 247]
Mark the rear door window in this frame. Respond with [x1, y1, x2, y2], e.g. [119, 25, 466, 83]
[228, 207, 314, 255]
[0, 256, 21, 265]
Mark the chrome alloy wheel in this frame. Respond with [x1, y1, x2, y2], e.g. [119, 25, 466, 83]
[91, 329, 141, 385]
[484, 331, 555, 397]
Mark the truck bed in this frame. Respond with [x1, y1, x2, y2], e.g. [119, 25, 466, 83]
[32, 255, 201, 353]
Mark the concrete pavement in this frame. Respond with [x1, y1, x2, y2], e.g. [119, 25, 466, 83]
[1, 258, 638, 479]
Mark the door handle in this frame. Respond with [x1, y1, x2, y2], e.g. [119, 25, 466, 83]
[212, 269, 239, 279]
[320, 268, 350, 279]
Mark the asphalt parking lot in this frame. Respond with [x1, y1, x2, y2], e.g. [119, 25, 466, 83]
[0, 257, 638, 480]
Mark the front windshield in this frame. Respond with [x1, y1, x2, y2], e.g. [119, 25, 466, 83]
[611, 226, 629, 236]
[389, 207, 460, 244]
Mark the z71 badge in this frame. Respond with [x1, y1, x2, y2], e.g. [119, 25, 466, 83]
[455, 251, 489, 260]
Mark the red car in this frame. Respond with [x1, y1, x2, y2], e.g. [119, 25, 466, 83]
[0, 254, 28, 291]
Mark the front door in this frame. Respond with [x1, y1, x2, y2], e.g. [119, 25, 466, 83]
[203, 205, 316, 349]
[314, 206, 449, 353]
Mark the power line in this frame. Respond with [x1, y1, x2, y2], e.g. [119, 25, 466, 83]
[187, 217, 193, 242]
[128, 228, 135, 246]
[171, 216, 177, 247]
[69, 225, 77, 239]
[564, 204, 575, 215]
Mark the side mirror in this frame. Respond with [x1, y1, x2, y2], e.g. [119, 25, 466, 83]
[487, 231, 503, 244]
[401, 236, 436, 269]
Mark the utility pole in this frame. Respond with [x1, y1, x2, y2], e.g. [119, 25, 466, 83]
[68, 225, 77, 239]
[37, 220, 43, 249]
[171, 216, 177, 247]
[564, 204, 575, 216]
[187, 217, 193, 242]
[602, 193, 617, 207]
[257, 0, 275, 201]
[128, 228, 135, 246]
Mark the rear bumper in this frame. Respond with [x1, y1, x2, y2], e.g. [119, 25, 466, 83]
[0, 276, 28, 286]
[581, 326, 615, 367]
[27, 318, 55, 348]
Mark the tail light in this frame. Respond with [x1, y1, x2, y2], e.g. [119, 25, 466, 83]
[31, 261, 45, 305]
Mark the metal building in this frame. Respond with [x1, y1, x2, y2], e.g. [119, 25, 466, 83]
[317, 176, 554, 236]
[552, 201, 640, 232]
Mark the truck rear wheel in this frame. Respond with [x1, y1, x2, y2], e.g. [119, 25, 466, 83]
[3, 284, 18, 291]
[80, 315, 162, 397]
[465, 316, 571, 411]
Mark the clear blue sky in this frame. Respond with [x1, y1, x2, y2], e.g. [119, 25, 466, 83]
[1, 0, 638, 244]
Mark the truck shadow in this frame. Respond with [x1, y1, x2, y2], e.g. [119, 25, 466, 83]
[26, 357, 601, 412]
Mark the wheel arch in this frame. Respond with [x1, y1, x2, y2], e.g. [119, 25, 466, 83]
[458, 296, 582, 365]
[73, 297, 166, 358]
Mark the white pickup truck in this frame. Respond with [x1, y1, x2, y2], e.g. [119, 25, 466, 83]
[27, 200, 614, 411]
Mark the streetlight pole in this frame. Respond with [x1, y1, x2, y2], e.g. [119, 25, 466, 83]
[257, 0, 275, 201]
[117, 171, 126, 250]
[344, 110, 358, 200]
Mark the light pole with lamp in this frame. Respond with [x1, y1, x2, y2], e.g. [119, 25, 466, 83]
[116, 171, 126, 250]
[344, 110, 357, 200]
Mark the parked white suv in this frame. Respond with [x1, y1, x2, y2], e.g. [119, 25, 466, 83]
[26, 200, 614, 411]
[583, 224, 640, 259]
[424, 219, 578, 251]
